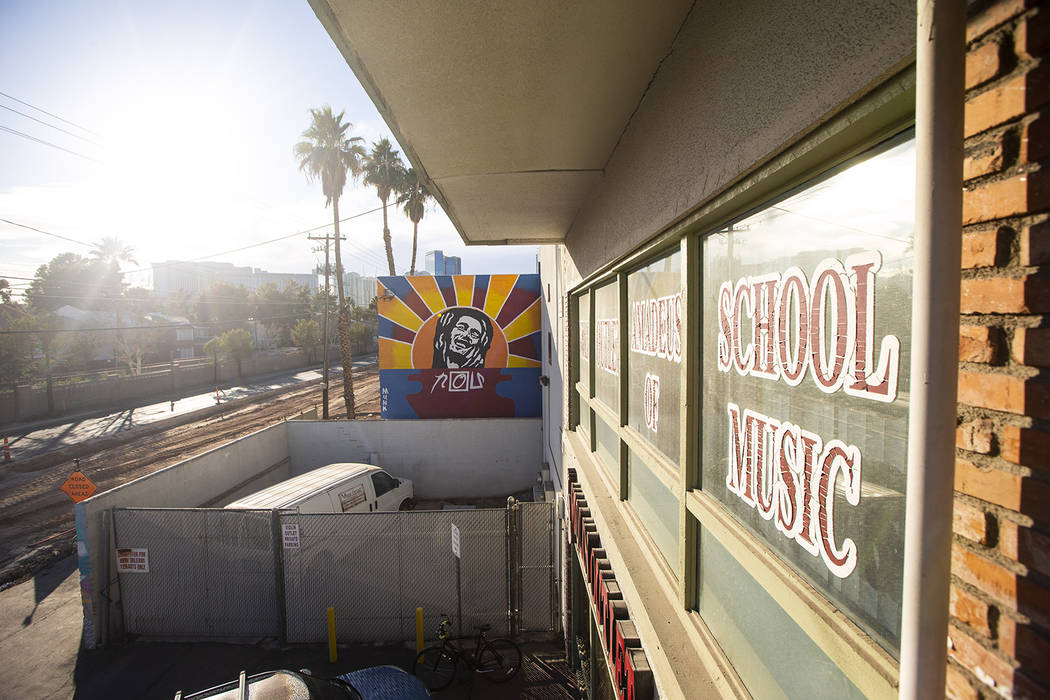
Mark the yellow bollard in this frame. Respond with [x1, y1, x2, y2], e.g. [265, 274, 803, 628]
[416, 607, 424, 654]
[327, 606, 337, 663]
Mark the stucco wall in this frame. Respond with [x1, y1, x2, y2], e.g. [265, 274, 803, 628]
[286, 419, 543, 499]
[564, 0, 914, 277]
[74, 422, 291, 647]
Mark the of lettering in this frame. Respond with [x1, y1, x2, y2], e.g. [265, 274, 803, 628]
[717, 251, 899, 402]
[726, 402, 861, 578]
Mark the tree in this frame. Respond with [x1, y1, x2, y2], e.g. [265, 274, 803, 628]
[90, 237, 137, 267]
[363, 138, 407, 276]
[292, 318, 321, 361]
[0, 279, 11, 304]
[207, 328, 253, 378]
[25, 253, 122, 315]
[196, 281, 251, 331]
[296, 105, 366, 417]
[254, 282, 311, 347]
[400, 168, 433, 274]
[0, 314, 36, 383]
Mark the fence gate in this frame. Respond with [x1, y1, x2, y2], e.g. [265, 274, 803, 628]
[112, 501, 557, 642]
[511, 500, 558, 633]
[112, 508, 280, 639]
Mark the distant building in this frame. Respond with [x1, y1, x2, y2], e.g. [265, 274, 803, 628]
[342, 271, 378, 307]
[151, 261, 318, 295]
[424, 250, 461, 275]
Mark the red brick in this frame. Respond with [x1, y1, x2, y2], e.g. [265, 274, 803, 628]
[951, 584, 994, 635]
[964, 141, 1005, 180]
[1023, 116, 1050, 164]
[957, 418, 996, 454]
[957, 370, 1026, 413]
[963, 175, 1028, 223]
[966, 74, 1026, 138]
[948, 624, 1017, 693]
[955, 498, 992, 543]
[967, 39, 1002, 90]
[1000, 612, 1050, 668]
[1011, 327, 1050, 367]
[1018, 576, 1050, 629]
[952, 544, 1018, 606]
[967, 0, 1028, 43]
[960, 275, 1050, 314]
[961, 229, 1004, 268]
[1000, 425, 1050, 469]
[946, 664, 980, 700]
[955, 457, 1022, 509]
[1002, 520, 1050, 576]
[1016, 9, 1050, 61]
[959, 325, 1000, 362]
[1020, 221, 1050, 264]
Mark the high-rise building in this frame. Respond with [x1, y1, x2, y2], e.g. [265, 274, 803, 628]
[152, 261, 318, 295]
[423, 250, 461, 275]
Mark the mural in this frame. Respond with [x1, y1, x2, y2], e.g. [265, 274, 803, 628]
[377, 274, 542, 418]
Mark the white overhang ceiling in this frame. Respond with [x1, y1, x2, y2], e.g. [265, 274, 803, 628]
[309, 1, 693, 245]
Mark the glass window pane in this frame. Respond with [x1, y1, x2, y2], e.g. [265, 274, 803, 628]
[576, 291, 590, 393]
[628, 450, 679, 572]
[696, 526, 867, 700]
[595, 418, 619, 480]
[699, 137, 914, 653]
[593, 281, 619, 413]
[627, 250, 682, 462]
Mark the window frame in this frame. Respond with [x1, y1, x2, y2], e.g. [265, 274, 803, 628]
[565, 68, 915, 699]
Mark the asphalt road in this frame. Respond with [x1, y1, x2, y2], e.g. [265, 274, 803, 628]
[3, 356, 375, 462]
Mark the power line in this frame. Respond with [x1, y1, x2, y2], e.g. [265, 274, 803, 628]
[0, 218, 94, 247]
[0, 104, 103, 146]
[0, 124, 102, 162]
[0, 91, 101, 137]
[0, 310, 324, 335]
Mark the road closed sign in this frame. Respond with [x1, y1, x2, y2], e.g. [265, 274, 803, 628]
[61, 471, 97, 503]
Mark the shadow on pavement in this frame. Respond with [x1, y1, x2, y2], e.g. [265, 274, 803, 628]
[22, 554, 77, 627]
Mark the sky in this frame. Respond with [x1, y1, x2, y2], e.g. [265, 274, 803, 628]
[0, 0, 537, 297]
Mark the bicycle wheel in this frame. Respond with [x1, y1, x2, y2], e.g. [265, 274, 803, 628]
[413, 645, 457, 691]
[476, 638, 521, 683]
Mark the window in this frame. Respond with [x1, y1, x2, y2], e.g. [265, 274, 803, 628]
[567, 130, 914, 698]
[627, 250, 682, 462]
[699, 136, 913, 654]
[371, 471, 397, 497]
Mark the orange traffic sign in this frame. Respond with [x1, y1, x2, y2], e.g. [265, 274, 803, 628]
[61, 470, 97, 503]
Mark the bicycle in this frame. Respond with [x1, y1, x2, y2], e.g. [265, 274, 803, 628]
[412, 614, 522, 691]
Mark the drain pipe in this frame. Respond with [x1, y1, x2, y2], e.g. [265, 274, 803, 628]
[898, 1, 964, 698]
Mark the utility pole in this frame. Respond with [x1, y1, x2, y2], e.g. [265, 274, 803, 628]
[308, 233, 344, 419]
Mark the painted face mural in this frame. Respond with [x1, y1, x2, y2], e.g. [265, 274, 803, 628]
[433, 308, 494, 369]
[377, 274, 542, 419]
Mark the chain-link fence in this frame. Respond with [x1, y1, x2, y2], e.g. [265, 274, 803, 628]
[112, 505, 546, 643]
[113, 508, 280, 638]
[513, 501, 558, 633]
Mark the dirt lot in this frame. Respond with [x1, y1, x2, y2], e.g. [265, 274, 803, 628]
[0, 362, 381, 588]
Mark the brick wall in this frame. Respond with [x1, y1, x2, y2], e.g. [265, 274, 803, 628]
[951, 1, 1050, 698]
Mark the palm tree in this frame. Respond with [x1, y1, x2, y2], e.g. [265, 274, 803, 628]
[295, 105, 366, 418]
[90, 236, 138, 267]
[363, 138, 407, 275]
[400, 168, 432, 275]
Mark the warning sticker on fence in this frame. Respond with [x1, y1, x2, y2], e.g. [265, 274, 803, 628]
[116, 548, 149, 573]
[282, 523, 300, 549]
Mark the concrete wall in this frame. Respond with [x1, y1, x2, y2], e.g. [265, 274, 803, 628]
[286, 419, 543, 499]
[74, 421, 290, 648]
[563, 0, 914, 278]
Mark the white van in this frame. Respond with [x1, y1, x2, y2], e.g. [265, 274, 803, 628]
[225, 463, 414, 513]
